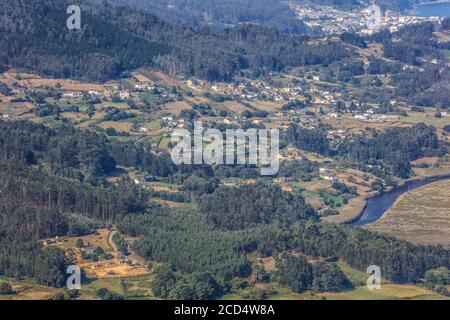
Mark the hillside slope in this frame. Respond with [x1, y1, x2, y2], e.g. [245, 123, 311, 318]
[0, 0, 350, 82]
[91, 0, 307, 34]
[0, 0, 170, 82]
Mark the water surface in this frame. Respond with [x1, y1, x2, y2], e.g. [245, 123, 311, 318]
[414, 2, 450, 17]
[351, 175, 450, 227]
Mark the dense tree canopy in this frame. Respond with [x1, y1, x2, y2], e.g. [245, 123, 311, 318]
[94, 0, 306, 34]
[337, 123, 443, 178]
[199, 183, 318, 230]
[285, 125, 331, 156]
[0, 0, 350, 82]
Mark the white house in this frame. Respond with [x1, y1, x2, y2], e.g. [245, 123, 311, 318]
[119, 90, 130, 99]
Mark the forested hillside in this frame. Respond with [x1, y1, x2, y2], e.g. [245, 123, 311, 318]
[120, 200, 450, 286]
[284, 123, 445, 179]
[199, 183, 317, 230]
[2, 0, 446, 86]
[93, 0, 306, 34]
[0, 120, 152, 286]
[336, 123, 446, 178]
[0, 120, 176, 183]
[0, 0, 169, 82]
[0, 0, 350, 82]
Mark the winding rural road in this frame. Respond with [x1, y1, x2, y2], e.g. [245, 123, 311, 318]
[107, 229, 119, 254]
[107, 228, 147, 268]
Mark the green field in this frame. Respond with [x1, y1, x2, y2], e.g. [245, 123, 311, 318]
[320, 285, 446, 300]
[402, 111, 450, 130]
[78, 275, 156, 300]
[219, 261, 447, 301]
[0, 277, 59, 300]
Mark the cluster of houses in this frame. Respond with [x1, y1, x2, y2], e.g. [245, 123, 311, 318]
[90, 257, 136, 270]
[292, 3, 441, 36]
[62, 87, 131, 100]
[319, 167, 338, 182]
[187, 76, 348, 113]
[222, 179, 257, 188]
[134, 83, 155, 92]
[235, 80, 308, 102]
[353, 111, 400, 122]
[160, 115, 189, 132]
[327, 129, 347, 141]
[60, 80, 160, 102]
[118, 257, 136, 266]
[1, 114, 13, 121]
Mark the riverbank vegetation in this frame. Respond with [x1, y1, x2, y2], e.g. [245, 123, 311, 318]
[368, 179, 450, 247]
